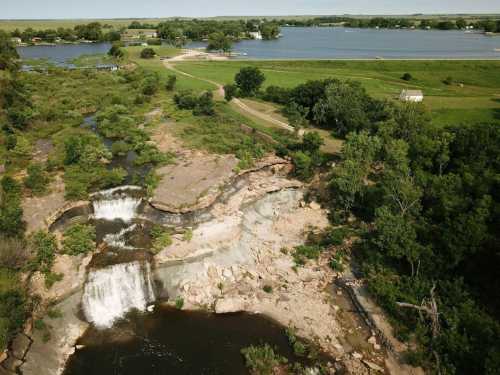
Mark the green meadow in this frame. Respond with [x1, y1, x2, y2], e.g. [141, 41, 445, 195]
[171, 59, 500, 126]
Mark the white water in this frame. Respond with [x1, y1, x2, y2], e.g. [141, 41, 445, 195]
[92, 188, 141, 222]
[103, 224, 138, 249]
[82, 261, 156, 328]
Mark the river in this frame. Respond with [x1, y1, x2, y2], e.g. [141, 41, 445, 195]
[16, 28, 500, 62]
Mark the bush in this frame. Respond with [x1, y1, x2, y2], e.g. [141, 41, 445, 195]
[174, 90, 198, 110]
[224, 84, 238, 102]
[140, 48, 156, 59]
[108, 44, 124, 58]
[28, 231, 57, 274]
[111, 140, 131, 156]
[262, 86, 291, 104]
[142, 74, 160, 96]
[0, 287, 28, 351]
[24, 163, 50, 195]
[292, 151, 313, 180]
[62, 224, 96, 255]
[150, 225, 172, 253]
[193, 91, 215, 116]
[175, 296, 184, 309]
[292, 244, 322, 266]
[443, 76, 454, 85]
[241, 344, 287, 375]
[165, 74, 177, 91]
[263, 285, 273, 293]
[401, 72, 413, 81]
[174, 90, 215, 116]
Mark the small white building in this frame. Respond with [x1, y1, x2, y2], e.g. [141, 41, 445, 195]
[400, 89, 424, 102]
[11, 37, 22, 45]
[249, 31, 263, 40]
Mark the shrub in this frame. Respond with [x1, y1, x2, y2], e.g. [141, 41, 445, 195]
[292, 244, 321, 266]
[62, 224, 96, 255]
[174, 90, 198, 110]
[165, 75, 177, 91]
[285, 328, 308, 357]
[150, 225, 172, 253]
[175, 296, 184, 309]
[142, 74, 160, 96]
[193, 91, 215, 116]
[443, 76, 454, 85]
[108, 44, 124, 58]
[224, 84, 238, 102]
[0, 287, 28, 351]
[401, 72, 413, 81]
[28, 231, 57, 274]
[263, 285, 273, 293]
[24, 163, 50, 195]
[111, 140, 131, 156]
[241, 344, 287, 375]
[292, 151, 313, 180]
[140, 48, 156, 59]
[262, 86, 291, 104]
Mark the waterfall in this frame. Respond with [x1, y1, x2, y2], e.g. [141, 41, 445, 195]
[92, 186, 142, 222]
[103, 224, 138, 249]
[82, 261, 156, 328]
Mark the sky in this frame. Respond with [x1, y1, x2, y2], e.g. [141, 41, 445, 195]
[1, 0, 500, 19]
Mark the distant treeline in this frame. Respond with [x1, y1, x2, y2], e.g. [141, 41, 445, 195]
[6, 22, 122, 43]
[278, 16, 500, 32]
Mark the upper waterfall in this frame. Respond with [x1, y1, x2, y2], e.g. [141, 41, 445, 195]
[92, 186, 142, 222]
[82, 261, 156, 328]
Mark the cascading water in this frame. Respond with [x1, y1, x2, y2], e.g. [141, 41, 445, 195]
[103, 224, 138, 249]
[92, 186, 142, 222]
[82, 261, 156, 328]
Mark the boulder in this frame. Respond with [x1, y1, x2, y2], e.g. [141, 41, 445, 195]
[11, 334, 31, 359]
[214, 297, 245, 314]
[309, 201, 321, 210]
[362, 360, 385, 372]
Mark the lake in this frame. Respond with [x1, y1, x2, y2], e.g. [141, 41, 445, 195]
[17, 42, 112, 66]
[188, 27, 500, 59]
[16, 28, 500, 62]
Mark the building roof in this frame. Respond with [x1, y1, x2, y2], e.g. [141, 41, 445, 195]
[401, 89, 423, 97]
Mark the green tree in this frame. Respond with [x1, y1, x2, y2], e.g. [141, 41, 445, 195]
[108, 43, 124, 58]
[234, 67, 266, 97]
[223, 84, 238, 102]
[0, 31, 20, 70]
[140, 48, 156, 59]
[206, 32, 232, 53]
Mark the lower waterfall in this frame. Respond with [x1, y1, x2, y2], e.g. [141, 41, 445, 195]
[82, 261, 156, 328]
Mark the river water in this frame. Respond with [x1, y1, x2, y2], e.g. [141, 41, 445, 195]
[16, 28, 500, 62]
[64, 307, 309, 375]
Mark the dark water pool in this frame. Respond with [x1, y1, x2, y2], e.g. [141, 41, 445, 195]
[64, 307, 309, 375]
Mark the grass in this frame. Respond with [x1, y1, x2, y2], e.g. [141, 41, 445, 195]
[124, 46, 214, 92]
[172, 59, 500, 126]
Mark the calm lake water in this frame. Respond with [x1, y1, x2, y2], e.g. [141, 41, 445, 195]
[189, 27, 500, 59]
[16, 28, 500, 63]
[64, 307, 311, 375]
[17, 42, 112, 65]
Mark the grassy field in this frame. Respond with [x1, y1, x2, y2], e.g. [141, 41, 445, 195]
[172, 60, 500, 126]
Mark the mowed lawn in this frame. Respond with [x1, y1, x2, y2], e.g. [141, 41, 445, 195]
[172, 60, 500, 126]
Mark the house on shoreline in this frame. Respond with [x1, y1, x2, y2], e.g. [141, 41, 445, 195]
[400, 89, 424, 102]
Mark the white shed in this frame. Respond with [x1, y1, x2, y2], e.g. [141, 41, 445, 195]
[400, 89, 424, 102]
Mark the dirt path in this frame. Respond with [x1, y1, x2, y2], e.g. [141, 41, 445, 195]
[163, 58, 295, 133]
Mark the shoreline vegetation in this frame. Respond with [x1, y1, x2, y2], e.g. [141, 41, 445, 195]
[1, 14, 499, 51]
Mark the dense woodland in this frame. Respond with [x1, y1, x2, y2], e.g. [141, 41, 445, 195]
[223, 66, 500, 374]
